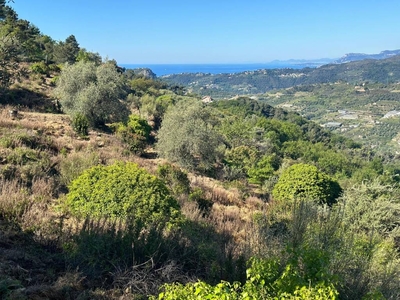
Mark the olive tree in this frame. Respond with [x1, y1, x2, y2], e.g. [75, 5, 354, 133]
[156, 99, 223, 173]
[54, 61, 129, 127]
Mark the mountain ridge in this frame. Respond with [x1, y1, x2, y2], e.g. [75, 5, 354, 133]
[161, 54, 400, 98]
[333, 49, 400, 64]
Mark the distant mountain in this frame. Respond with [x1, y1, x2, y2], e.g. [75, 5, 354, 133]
[161, 55, 400, 98]
[334, 49, 400, 64]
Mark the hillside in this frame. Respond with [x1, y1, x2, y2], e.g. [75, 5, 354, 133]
[1, 2, 400, 299]
[2, 94, 400, 299]
[161, 55, 400, 98]
[258, 82, 400, 155]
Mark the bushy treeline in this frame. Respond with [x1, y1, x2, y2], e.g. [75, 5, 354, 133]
[0, 4, 100, 66]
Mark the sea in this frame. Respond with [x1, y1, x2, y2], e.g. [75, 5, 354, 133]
[120, 63, 317, 77]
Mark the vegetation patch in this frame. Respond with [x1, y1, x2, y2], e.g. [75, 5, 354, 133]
[64, 162, 181, 226]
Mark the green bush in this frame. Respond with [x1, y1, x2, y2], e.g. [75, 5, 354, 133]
[152, 257, 338, 299]
[71, 113, 89, 137]
[30, 61, 49, 75]
[64, 162, 181, 227]
[248, 154, 280, 185]
[272, 163, 342, 206]
[115, 114, 152, 155]
[224, 145, 259, 179]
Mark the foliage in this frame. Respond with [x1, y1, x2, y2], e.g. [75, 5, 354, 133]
[188, 187, 213, 214]
[71, 113, 89, 136]
[247, 154, 280, 185]
[272, 163, 342, 205]
[351, 157, 384, 183]
[55, 61, 129, 127]
[53, 34, 80, 64]
[129, 77, 166, 96]
[0, 0, 6, 20]
[114, 114, 152, 155]
[76, 48, 102, 64]
[223, 145, 259, 180]
[0, 34, 22, 93]
[3, 3, 400, 298]
[339, 179, 400, 238]
[156, 99, 223, 173]
[0, 5, 43, 62]
[141, 93, 177, 126]
[64, 162, 181, 228]
[157, 163, 191, 198]
[29, 61, 49, 75]
[283, 140, 354, 177]
[0, 277, 23, 299]
[218, 116, 258, 148]
[0, 129, 56, 185]
[152, 257, 338, 299]
[255, 200, 400, 299]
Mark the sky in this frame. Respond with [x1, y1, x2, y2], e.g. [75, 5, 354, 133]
[9, 0, 400, 64]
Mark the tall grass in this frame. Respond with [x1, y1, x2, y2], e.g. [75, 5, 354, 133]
[0, 179, 30, 223]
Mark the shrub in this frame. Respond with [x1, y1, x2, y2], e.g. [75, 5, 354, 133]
[224, 145, 259, 179]
[272, 163, 342, 206]
[248, 154, 280, 185]
[64, 162, 181, 228]
[115, 114, 152, 155]
[152, 257, 339, 300]
[157, 163, 190, 198]
[71, 113, 89, 136]
[189, 187, 212, 214]
[49, 76, 58, 86]
[0, 179, 30, 223]
[30, 61, 49, 75]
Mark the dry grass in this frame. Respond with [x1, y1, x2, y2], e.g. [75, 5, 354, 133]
[189, 174, 243, 206]
[0, 177, 60, 243]
[180, 171, 272, 260]
[0, 107, 70, 132]
[0, 179, 30, 222]
[111, 259, 192, 297]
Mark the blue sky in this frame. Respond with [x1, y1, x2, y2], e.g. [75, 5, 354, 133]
[9, 0, 400, 64]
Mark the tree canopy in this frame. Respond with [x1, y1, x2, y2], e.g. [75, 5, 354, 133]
[55, 61, 129, 127]
[156, 100, 223, 172]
